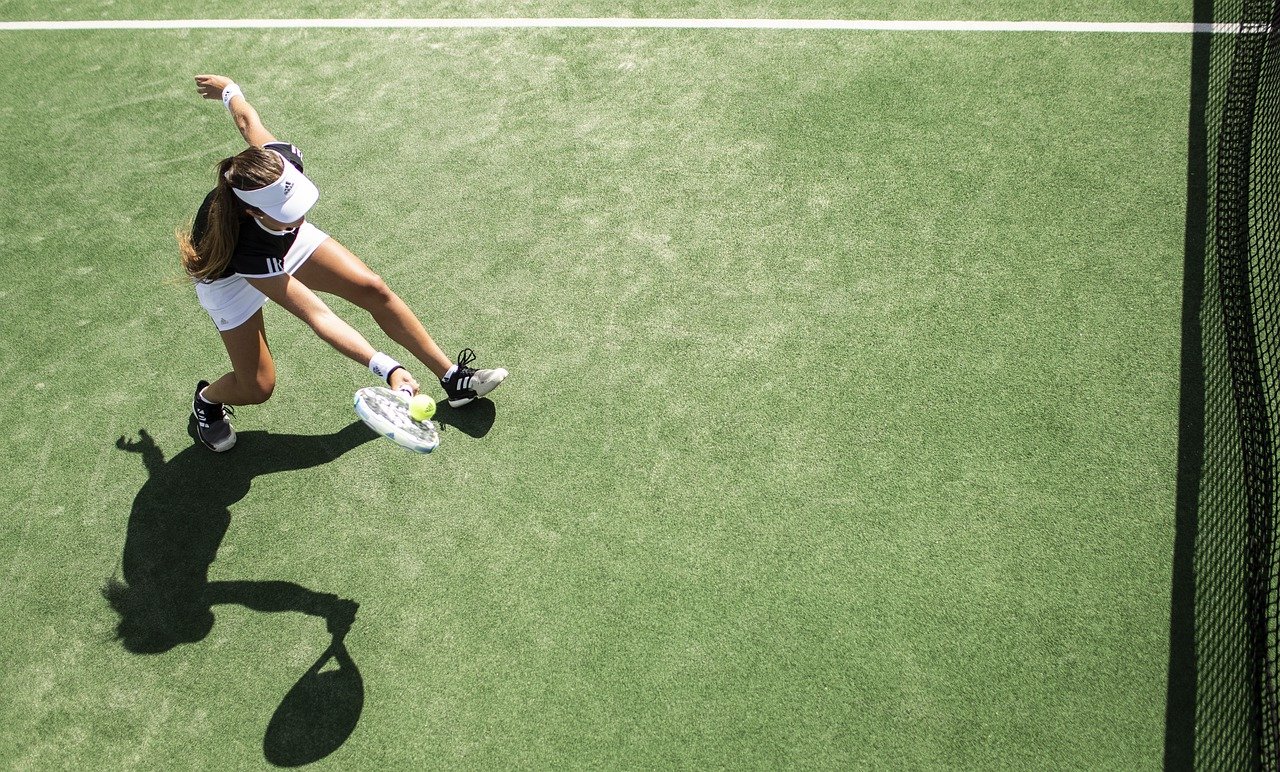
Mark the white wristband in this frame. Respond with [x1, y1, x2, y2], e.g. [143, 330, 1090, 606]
[221, 83, 243, 111]
[369, 352, 402, 384]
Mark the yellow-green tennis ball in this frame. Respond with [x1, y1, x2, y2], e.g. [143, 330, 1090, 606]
[408, 394, 436, 422]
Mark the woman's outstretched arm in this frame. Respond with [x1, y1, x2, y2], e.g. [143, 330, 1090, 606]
[194, 74, 276, 147]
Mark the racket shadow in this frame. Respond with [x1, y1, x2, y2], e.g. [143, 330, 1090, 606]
[433, 396, 497, 439]
[263, 632, 364, 768]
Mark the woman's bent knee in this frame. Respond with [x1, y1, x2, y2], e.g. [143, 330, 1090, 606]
[354, 273, 395, 309]
[239, 376, 276, 405]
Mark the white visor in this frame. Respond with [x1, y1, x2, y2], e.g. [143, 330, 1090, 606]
[231, 150, 319, 223]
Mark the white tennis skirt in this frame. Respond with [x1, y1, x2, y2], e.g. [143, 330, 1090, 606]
[195, 222, 329, 332]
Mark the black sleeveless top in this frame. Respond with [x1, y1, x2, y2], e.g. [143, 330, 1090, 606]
[191, 142, 308, 280]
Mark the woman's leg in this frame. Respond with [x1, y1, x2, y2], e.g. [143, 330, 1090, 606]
[202, 309, 277, 406]
[292, 238, 453, 380]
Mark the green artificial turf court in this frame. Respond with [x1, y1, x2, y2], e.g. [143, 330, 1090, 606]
[0, 3, 1193, 769]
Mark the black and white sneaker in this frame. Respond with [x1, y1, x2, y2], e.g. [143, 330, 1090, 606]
[192, 380, 237, 452]
[440, 349, 508, 408]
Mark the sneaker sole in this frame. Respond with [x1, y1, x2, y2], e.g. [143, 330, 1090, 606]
[192, 408, 237, 452]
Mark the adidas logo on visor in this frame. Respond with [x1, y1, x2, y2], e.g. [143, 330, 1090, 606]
[283, 181, 294, 194]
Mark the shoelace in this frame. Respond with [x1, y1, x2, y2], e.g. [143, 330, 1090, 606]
[442, 349, 479, 396]
[446, 348, 479, 388]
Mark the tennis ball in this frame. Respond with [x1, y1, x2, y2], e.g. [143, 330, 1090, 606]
[408, 394, 436, 422]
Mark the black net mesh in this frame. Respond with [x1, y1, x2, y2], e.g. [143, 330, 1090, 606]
[1191, 1, 1280, 768]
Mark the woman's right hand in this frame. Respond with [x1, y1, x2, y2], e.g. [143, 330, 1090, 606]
[390, 368, 420, 397]
[194, 74, 234, 100]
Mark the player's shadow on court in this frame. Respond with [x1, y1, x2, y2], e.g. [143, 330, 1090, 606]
[434, 396, 496, 438]
[104, 421, 373, 767]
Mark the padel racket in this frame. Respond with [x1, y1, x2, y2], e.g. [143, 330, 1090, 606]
[353, 387, 439, 453]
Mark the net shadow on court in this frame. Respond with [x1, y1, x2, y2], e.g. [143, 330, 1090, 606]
[1167, 0, 1280, 768]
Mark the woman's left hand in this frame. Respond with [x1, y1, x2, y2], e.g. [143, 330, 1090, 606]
[194, 74, 233, 100]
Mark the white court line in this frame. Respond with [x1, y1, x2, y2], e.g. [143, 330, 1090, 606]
[0, 18, 1250, 33]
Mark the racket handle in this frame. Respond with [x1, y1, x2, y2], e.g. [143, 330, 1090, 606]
[396, 385, 415, 400]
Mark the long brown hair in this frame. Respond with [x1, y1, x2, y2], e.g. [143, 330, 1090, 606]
[177, 147, 283, 282]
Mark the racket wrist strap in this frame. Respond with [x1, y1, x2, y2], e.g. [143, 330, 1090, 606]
[221, 82, 243, 111]
[369, 352, 402, 384]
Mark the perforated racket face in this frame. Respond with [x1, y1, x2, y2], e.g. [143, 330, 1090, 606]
[354, 387, 439, 453]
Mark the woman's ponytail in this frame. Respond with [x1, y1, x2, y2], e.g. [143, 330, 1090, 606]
[178, 148, 282, 282]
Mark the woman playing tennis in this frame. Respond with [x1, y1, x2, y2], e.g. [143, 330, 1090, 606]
[179, 75, 507, 452]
